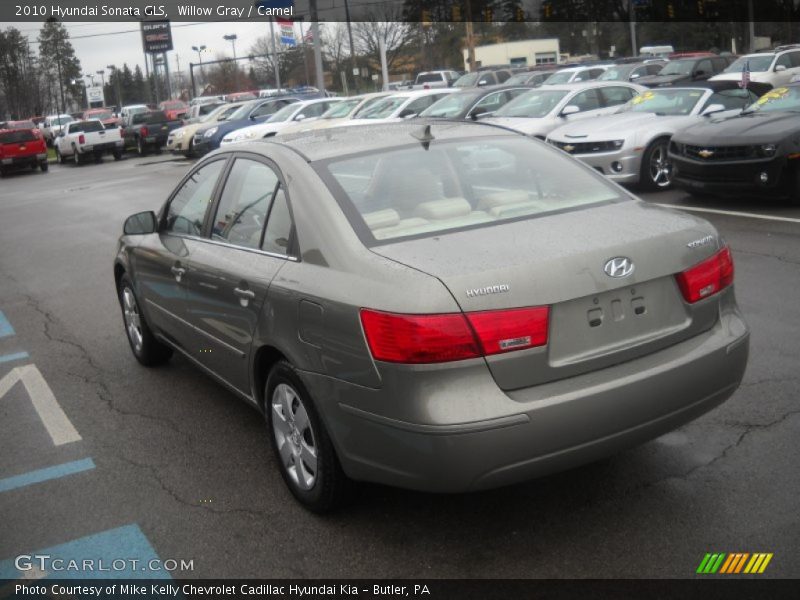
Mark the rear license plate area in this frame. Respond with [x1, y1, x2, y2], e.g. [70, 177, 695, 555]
[548, 277, 689, 367]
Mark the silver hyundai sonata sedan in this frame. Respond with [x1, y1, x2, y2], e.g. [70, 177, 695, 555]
[114, 121, 749, 512]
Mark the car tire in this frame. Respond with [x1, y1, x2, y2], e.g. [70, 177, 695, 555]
[40, 161, 48, 172]
[639, 138, 673, 192]
[56, 148, 66, 164]
[118, 274, 173, 367]
[113, 150, 122, 161]
[94, 153, 102, 164]
[154, 146, 162, 155]
[265, 361, 352, 513]
[137, 137, 148, 156]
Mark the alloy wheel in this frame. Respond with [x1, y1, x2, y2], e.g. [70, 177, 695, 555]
[122, 286, 143, 353]
[648, 142, 672, 188]
[271, 383, 318, 491]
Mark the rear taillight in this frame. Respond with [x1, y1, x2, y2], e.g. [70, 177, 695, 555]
[360, 306, 550, 364]
[675, 246, 734, 303]
[78, 134, 85, 144]
[466, 307, 549, 355]
[141, 126, 149, 137]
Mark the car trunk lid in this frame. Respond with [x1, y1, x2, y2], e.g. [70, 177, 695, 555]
[370, 200, 722, 390]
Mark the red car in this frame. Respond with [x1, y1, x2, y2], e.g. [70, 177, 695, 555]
[83, 107, 122, 129]
[0, 126, 48, 176]
[158, 100, 188, 121]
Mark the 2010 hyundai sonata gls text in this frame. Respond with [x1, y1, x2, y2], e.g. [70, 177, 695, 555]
[114, 121, 749, 512]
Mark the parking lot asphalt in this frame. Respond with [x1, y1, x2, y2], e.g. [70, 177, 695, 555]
[0, 154, 798, 579]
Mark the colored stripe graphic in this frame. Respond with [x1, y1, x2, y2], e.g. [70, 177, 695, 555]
[0, 311, 15, 338]
[0, 351, 29, 364]
[701, 552, 774, 574]
[0, 458, 95, 493]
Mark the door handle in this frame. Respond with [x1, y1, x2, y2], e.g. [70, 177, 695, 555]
[170, 265, 186, 282]
[233, 287, 255, 300]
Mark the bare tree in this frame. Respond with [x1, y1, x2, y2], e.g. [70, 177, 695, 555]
[352, 8, 417, 73]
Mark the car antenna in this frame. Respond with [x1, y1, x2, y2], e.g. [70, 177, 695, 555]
[410, 124, 435, 150]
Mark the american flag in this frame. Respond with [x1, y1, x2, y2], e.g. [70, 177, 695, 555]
[739, 60, 750, 89]
[303, 27, 313, 43]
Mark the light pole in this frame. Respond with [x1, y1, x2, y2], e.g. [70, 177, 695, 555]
[96, 69, 105, 89]
[107, 64, 122, 110]
[192, 45, 207, 90]
[224, 34, 239, 91]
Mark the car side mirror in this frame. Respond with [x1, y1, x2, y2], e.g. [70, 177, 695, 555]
[399, 109, 417, 119]
[630, 73, 641, 80]
[701, 103, 726, 117]
[693, 70, 706, 78]
[123, 211, 157, 235]
[294, 114, 306, 121]
[775, 64, 787, 72]
[470, 109, 488, 121]
[561, 105, 581, 117]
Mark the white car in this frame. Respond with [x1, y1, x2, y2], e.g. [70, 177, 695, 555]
[337, 89, 458, 126]
[54, 118, 124, 164]
[481, 82, 646, 139]
[543, 65, 613, 85]
[41, 114, 74, 143]
[546, 83, 761, 190]
[278, 92, 394, 136]
[119, 104, 149, 122]
[220, 98, 342, 145]
[710, 46, 800, 88]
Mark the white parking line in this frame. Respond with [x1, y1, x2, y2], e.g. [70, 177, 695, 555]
[0, 365, 81, 446]
[655, 203, 800, 224]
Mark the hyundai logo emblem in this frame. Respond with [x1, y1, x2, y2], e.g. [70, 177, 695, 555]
[604, 257, 634, 278]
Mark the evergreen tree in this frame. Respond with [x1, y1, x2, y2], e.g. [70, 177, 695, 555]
[38, 19, 82, 113]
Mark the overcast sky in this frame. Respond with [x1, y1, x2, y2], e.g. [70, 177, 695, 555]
[7, 21, 309, 80]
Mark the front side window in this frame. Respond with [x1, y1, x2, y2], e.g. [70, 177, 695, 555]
[165, 160, 226, 236]
[601, 86, 637, 107]
[319, 137, 623, 244]
[212, 159, 279, 249]
[421, 92, 481, 118]
[659, 60, 695, 76]
[569, 88, 602, 111]
[702, 89, 757, 111]
[746, 86, 800, 113]
[494, 90, 569, 118]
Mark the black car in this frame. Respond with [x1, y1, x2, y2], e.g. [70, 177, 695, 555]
[637, 56, 732, 87]
[669, 83, 800, 202]
[122, 110, 183, 156]
[418, 85, 531, 120]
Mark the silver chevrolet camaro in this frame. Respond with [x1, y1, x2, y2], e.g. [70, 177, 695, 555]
[546, 81, 764, 190]
[114, 121, 749, 512]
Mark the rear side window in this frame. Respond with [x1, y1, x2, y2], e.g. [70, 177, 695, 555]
[775, 53, 792, 69]
[165, 160, 226, 236]
[496, 71, 511, 83]
[789, 52, 800, 68]
[319, 137, 623, 244]
[569, 88, 602, 111]
[262, 186, 294, 255]
[695, 59, 712, 75]
[212, 159, 279, 249]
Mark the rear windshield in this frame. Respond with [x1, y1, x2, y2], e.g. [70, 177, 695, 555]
[416, 73, 444, 84]
[0, 130, 37, 144]
[85, 111, 112, 120]
[71, 120, 105, 132]
[8, 120, 36, 129]
[134, 111, 169, 124]
[317, 137, 622, 244]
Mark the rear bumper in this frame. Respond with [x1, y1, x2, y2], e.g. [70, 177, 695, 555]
[83, 141, 123, 154]
[1, 152, 47, 166]
[301, 297, 749, 493]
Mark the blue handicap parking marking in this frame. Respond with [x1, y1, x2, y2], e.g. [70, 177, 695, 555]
[0, 310, 15, 338]
[0, 458, 95, 493]
[0, 351, 29, 364]
[0, 524, 170, 580]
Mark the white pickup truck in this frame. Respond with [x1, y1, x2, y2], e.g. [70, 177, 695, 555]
[54, 119, 124, 165]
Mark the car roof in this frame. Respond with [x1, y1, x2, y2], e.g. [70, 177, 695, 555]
[258, 120, 519, 162]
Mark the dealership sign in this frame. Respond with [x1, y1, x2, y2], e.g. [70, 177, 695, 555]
[141, 20, 173, 53]
[86, 86, 105, 105]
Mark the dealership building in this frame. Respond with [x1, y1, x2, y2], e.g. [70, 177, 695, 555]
[462, 39, 561, 70]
